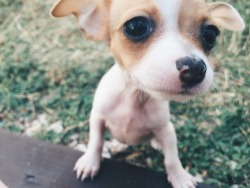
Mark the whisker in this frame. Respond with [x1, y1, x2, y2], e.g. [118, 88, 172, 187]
[209, 85, 223, 115]
[214, 72, 250, 87]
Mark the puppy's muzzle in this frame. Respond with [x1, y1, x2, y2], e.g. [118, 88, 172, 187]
[176, 57, 207, 88]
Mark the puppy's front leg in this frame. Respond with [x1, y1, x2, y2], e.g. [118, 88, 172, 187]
[154, 122, 196, 188]
[74, 109, 105, 181]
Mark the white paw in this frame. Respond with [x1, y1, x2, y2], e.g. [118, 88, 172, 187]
[106, 139, 128, 155]
[150, 139, 162, 151]
[167, 167, 196, 188]
[74, 152, 101, 181]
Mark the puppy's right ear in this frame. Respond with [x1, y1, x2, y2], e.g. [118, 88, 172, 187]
[51, 0, 110, 41]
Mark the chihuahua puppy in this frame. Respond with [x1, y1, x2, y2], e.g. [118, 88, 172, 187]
[51, 0, 245, 187]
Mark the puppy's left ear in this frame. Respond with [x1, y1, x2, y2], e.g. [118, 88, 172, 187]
[207, 2, 245, 31]
[51, 0, 110, 41]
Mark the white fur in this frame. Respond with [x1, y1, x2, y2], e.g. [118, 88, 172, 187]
[131, 33, 213, 102]
[154, 0, 181, 31]
[75, 64, 196, 187]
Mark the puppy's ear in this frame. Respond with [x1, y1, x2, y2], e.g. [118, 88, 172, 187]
[51, 0, 110, 41]
[207, 2, 245, 31]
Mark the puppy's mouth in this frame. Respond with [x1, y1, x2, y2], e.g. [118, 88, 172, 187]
[132, 69, 214, 101]
[176, 90, 193, 96]
[144, 82, 209, 101]
[135, 80, 203, 100]
[155, 88, 194, 96]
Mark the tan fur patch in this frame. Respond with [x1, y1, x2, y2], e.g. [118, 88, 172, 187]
[178, 0, 209, 52]
[109, 0, 163, 71]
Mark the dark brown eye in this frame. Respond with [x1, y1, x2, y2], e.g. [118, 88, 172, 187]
[123, 16, 155, 42]
[201, 25, 220, 51]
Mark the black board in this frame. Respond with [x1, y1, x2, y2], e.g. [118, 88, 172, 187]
[0, 130, 214, 188]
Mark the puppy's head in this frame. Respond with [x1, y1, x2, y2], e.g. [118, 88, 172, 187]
[51, 0, 245, 101]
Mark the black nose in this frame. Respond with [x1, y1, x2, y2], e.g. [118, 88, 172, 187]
[176, 57, 207, 87]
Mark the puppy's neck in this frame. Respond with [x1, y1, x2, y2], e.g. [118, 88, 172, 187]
[115, 64, 150, 106]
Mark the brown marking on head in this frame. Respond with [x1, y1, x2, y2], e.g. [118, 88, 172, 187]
[178, 0, 245, 54]
[178, 0, 209, 53]
[109, 0, 163, 71]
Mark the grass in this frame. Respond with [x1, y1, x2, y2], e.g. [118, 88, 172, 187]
[0, 0, 249, 187]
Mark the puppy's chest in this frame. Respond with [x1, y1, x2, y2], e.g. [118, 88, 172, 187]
[103, 99, 168, 145]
